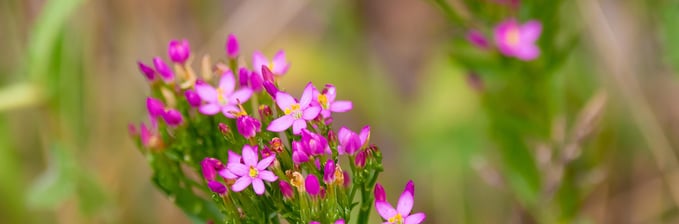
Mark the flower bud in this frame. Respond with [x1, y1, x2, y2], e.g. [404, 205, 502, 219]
[238, 67, 249, 87]
[168, 39, 191, 64]
[137, 61, 156, 81]
[342, 171, 350, 188]
[279, 181, 294, 199]
[128, 124, 138, 137]
[327, 129, 337, 147]
[153, 57, 175, 82]
[201, 158, 224, 181]
[405, 180, 415, 196]
[162, 109, 184, 126]
[184, 90, 201, 107]
[226, 34, 239, 59]
[236, 115, 261, 139]
[355, 150, 366, 168]
[305, 175, 320, 196]
[263, 81, 278, 98]
[261, 65, 275, 82]
[466, 30, 489, 49]
[218, 123, 230, 135]
[249, 70, 263, 92]
[270, 137, 284, 153]
[146, 97, 165, 118]
[258, 105, 272, 119]
[207, 180, 227, 195]
[323, 159, 335, 184]
[290, 171, 305, 191]
[374, 183, 386, 202]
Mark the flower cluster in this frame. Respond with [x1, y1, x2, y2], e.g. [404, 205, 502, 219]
[130, 34, 424, 223]
[466, 19, 542, 61]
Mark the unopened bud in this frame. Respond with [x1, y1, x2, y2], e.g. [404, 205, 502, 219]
[218, 123, 230, 135]
[270, 137, 284, 153]
[258, 105, 272, 119]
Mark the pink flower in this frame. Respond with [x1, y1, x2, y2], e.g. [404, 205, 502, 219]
[267, 82, 321, 134]
[137, 61, 156, 81]
[279, 181, 294, 199]
[337, 125, 370, 155]
[253, 50, 290, 76]
[305, 174, 320, 196]
[236, 115, 261, 139]
[153, 57, 175, 82]
[226, 145, 278, 195]
[312, 84, 352, 118]
[168, 39, 191, 64]
[146, 97, 165, 118]
[375, 180, 426, 224]
[195, 71, 253, 118]
[162, 109, 184, 126]
[218, 150, 242, 179]
[226, 34, 239, 59]
[494, 19, 542, 61]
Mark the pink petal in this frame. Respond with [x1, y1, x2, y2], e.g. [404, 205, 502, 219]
[227, 163, 248, 176]
[232, 176, 251, 192]
[267, 115, 294, 132]
[375, 201, 397, 220]
[324, 84, 337, 102]
[520, 20, 542, 43]
[200, 103, 221, 115]
[218, 169, 238, 179]
[221, 105, 240, 118]
[256, 155, 275, 170]
[258, 170, 278, 182]
[359, 125, 371, 146]
[242, 145, 258, 166]
[404, 213, 426, 224]
[396, 190, 414, 216]
[337, 127, 352, 143]
[275, 92, 296, 111]
[514, 44, 540, 61]
[302, 106, 320, 120]
[271, 50, 289, 75]
[229, 88, 252, 105]
[195, 84, 218, 102]
[219, 71, 236, 94]
[252, 178, 265, 195]
[494, 19, 519, 56]
[228, 150, 241, 164]
[299, 82, 314, 107]
[330, 101, 352, 112]
[292, 119, 306, 135]
[252, 51, 268, 74]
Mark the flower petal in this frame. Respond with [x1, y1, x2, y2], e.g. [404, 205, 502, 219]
[219, 71, 236, 94]
[252, 51, 268, 75]
[404, 213, 426, 224]
[299, 82, 314, 107]
[302, 106, 321, 120]
[256, 155, 275, 170]
[267, 115, 294, 132]
[258, 170, 278, 182]
[272, 50, 289, 75]
[195, 84, 218, 102]
[292, 119, 306, 135]
[275, 92, 296, 111]
[337, 127, 352, 144]
[324, 84, 337, 102]
[514, 44, 540, 61]
[227, 163, 248, 176]
[396, 189, 414, 216]
[521, 20, 542, 43]
[221, 105, 240, 118]
[219, 169, 238, 179]
[242, 145, 258, 166]
[231, 177, 251, 192]
[200, 103, 221, 115]
[229, 88, 252, 105]
[359, 125, 371, 146]
[228, 150, 242, 164]
[330, 101, 352, 112]
[375, 201, 397, 220]
[252, 178, 265, 195]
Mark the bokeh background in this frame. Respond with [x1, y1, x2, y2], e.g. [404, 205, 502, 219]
[3, 0, 679, 223]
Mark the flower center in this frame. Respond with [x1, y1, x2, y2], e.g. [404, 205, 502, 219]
[269, 62, 275, 73]
[249, 166, 258, 178]
[506, 27, 520, 47]
[284, 103, 302, 119]
[217, 88, 228, 105]
[388, 213, 404, 224]
[318, 94, 329, 109]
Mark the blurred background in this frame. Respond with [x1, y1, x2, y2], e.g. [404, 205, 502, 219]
[3, 0, 679, 223]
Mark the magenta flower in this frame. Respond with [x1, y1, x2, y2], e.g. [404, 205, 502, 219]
[253, 50, 290, 76]
[139, 119, 160, 148]
[305, 174, 320, 196]
[226, 145, 278, 195]
[375, 181, 426, 224]
[207, 180, 227, 195]
[184, 90, 201, 107]
[238, 67, 264, 92]
[291, 129, 331, 164]
[146, 97, 165, 118]
[219, 150, 242, 179]
[279, 181, 294, 199]
[337, 125, 370, 155]
[153, 57, 175, 82]
[466, 30, 489, 49]
[494, 19, 542, 61]
[168, 39, 191, 64]
[195, 71, 253, 118]
[355, 150, 366, 168]
[267, 82, 321, 134]
[137, 61, 156, 81]
[162, 109, 184, 126]
[201, 158, 225, 181]
[312, 84, 352, 118]
[323, 159, 335, 184]
[236, 115, 261, 139]
[374, 183, 386, 202]
[226, 34, 239, 59]
[263, 80, 279, 98]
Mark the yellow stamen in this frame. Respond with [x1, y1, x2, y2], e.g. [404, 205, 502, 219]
[388, 213, 404, 224]
[249, 166, 258, 178]
[318, 94, 329, 109]
[217, 88, 228, 105]
[507, 28, 520, 46]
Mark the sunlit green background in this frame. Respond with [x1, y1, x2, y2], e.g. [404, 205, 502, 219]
[4, 0, 679, 223]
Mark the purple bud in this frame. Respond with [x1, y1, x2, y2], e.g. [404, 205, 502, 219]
[249, 71, 263, 92]
[184, 90, 201, 107]
[162, 109, 184, 126]
[314, 158, 321, 170]
[305, 175, 320, 196]
[153, 57, 175, 82]
[168, 39, 191, 64]
[404, 180, 415, 196]
[236, 115, 261, 139]
[291, 141, 309, 164]
[342, 171, 350, 188]
[238, 67, 249, 87]
[226, 34, 239, 59]
[218, 123, 230, 135]
[374, 183, 386, 202]
[323, 160, 335, 184]
[279, 181, 294, 199]
[327, 129, 337, 146]
[263, 81, 278, 98]
[201, 158, 224, 181]
[258, 105, 272, 119]
[261, 66, 275, 82]
[355, 150, 366, 168]
[146, 97, 165, 118]
[128, 124, 138, 137]
[466, 30, 489, 49]
[335, 219, 345, 224]
[137, 61, 156, 81]
[207, 180, 227, 195]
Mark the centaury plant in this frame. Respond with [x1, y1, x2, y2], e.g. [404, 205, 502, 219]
[129, 34, 425, 223]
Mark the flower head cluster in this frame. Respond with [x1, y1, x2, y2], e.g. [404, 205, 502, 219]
[130, 34, 423, 223]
